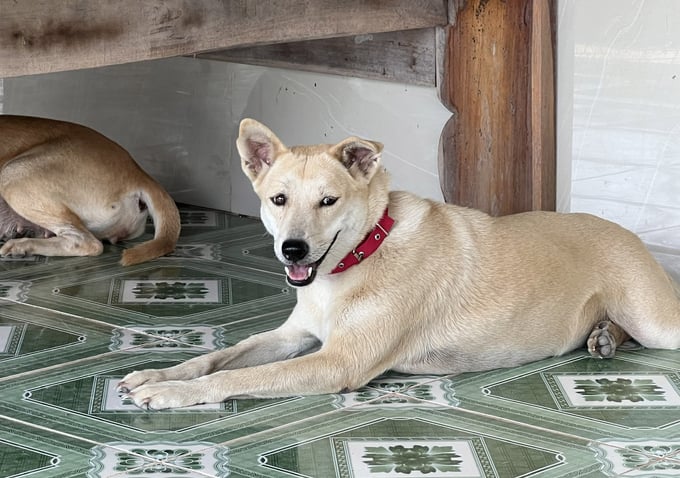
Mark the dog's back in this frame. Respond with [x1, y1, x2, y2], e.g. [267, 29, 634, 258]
[388, 198, 680, 372]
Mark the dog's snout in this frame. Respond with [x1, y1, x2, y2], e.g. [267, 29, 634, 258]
[282, 239, 309, 262]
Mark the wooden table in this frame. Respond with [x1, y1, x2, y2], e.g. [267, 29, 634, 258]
[0, 0, 556, 215]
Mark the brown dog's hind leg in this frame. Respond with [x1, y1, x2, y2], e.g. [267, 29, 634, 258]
[587, 320, 631, 359]
[0, 201, 103, 259]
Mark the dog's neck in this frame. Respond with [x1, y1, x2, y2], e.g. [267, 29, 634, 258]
[330, 208, 394, 274]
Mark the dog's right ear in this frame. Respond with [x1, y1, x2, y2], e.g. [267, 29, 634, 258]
[236, 119, 288, 181]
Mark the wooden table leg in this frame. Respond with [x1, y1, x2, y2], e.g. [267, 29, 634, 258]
[438, 0, 556, 215]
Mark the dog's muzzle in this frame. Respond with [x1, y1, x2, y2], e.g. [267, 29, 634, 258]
[280, 232, 339, 287]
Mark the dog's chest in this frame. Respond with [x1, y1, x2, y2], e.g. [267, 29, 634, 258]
[295, 283, 345, 341]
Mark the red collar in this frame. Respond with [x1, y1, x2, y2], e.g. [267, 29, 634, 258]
[331, 208, 395, 274]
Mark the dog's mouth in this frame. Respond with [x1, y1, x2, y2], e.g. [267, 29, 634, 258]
[284, 231, 339, 287]
[284, 264, 318, 287]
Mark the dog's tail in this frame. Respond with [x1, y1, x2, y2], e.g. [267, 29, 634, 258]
[120, 179, 181, 266]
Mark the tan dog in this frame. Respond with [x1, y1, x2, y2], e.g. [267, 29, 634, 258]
[0, 115, 180, 265]
[119, 118, 680, 409]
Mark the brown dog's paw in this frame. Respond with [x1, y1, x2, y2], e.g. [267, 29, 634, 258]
[587, 320, 617, 359]
[0, 239, 32, 258]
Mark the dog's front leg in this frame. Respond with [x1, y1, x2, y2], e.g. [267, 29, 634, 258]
[118, 323, 320, 394]
[124, 339, 381, 410]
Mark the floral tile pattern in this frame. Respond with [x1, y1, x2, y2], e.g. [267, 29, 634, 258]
[592, 439, 680, 477]
[0, 204, 679, 477]
[88, 441, 231, 477]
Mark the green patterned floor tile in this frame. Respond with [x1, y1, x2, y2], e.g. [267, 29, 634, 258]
[0, 416, 101, 477]
[8, 259, 294, 327]
[127, 204, 267, 248]
[0, 304, 118, 379]
[339, 372, 460, 409]
[1, 416, 235, 477]
[0, 346, 345, 445]
[626, 346, 680, 364]
[0, 254, 123, 288]
[590, 439, 680, 476]
[0, 254, 60, 278]
[450, 348, 680, 442]
[105, 304, 293, 355]
[211, 235, 282, 272]
[140, 206, 277, 270]
[167, 235, 277, 269]
[222, 402, 608, 477]
[87, 440, 231, 477]
[1, 204, 679, 477]
[176, 205, 263, 237]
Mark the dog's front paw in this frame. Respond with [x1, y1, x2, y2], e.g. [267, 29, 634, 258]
[124, 381, 204, 410]
[117, 369, 167, 394]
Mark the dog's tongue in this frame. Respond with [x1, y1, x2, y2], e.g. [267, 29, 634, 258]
[285, 265, 312, 281]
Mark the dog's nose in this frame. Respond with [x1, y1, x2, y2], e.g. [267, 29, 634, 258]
[281, 239, 309, 262]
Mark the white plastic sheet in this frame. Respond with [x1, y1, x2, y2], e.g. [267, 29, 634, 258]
[563, 0, 680, 250]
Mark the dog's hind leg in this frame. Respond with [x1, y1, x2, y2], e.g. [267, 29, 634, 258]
[0, 196, 53, 240]
[0, 203, 103, 258]
[608, 266, 680, 351]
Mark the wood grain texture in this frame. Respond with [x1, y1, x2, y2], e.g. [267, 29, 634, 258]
[0, 0, 448, 78]
[529, 0, 556, 211]
[437, 0, 556, 215]
[198, 28, 437, 87]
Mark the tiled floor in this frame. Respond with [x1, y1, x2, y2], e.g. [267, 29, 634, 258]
[1, 205, 680, 477]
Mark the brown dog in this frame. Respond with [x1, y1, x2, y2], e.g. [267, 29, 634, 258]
[118, 118, 680, 409]
[0, 115, 180, 265]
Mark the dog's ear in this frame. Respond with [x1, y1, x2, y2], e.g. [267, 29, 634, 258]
[330, 137, 384, 181]
[236, 119, 288, 181]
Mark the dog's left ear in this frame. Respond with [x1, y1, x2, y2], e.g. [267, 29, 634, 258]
[236, 119, 289, 182]
[330, 137, 384, 181]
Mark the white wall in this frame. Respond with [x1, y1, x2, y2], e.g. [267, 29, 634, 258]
[560, 0, 680, 251]
[1, 58, 450, 217]
[229, 65, 452, 215]
[3, 59, 234, 210]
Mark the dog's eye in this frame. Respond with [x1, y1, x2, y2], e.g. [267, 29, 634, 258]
[270, 194, 287, 206]
[320, 196, 338, 207]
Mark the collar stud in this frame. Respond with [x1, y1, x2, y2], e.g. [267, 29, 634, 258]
[330, 208, 394, 274]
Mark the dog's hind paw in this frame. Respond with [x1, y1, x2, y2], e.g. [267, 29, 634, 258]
[0, 239, 30, 258]
[587, 320, 617, 359]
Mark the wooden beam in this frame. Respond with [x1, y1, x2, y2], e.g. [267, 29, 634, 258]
[530, 0, 556, 211]
[0, 0, 448, 78]
[437, 0, 556, 215]
[198, 28, 437, 87]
